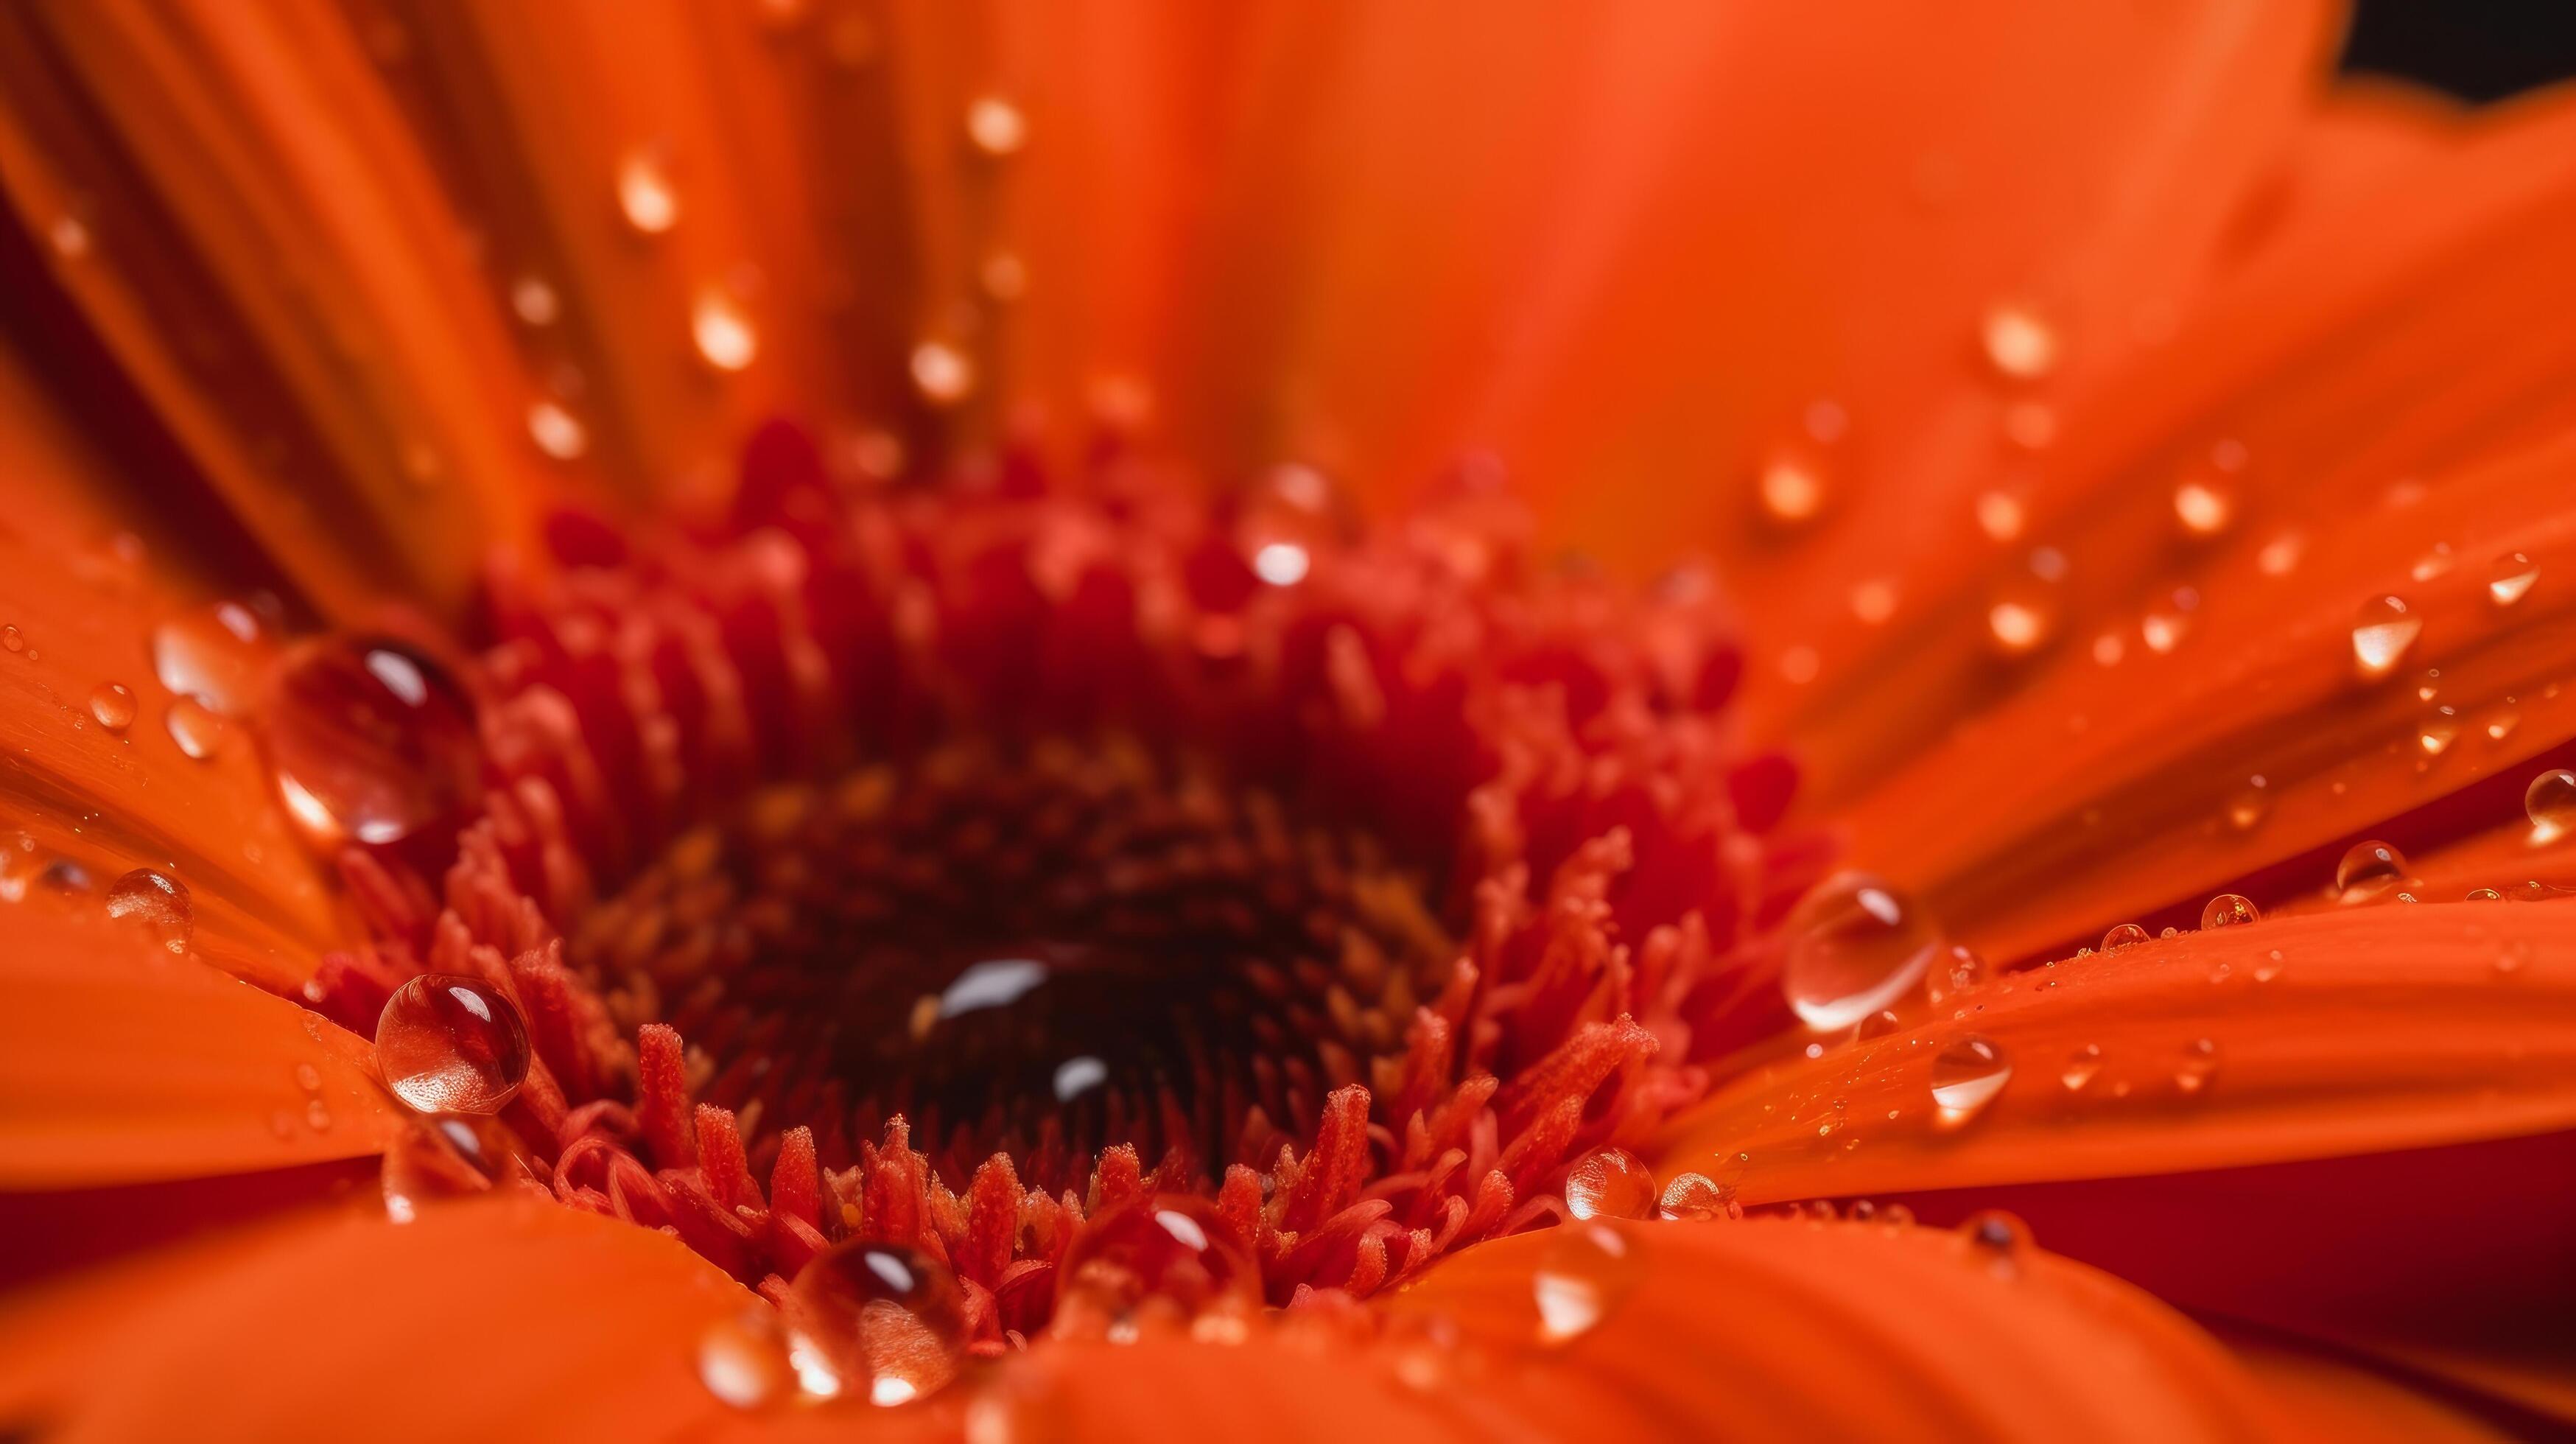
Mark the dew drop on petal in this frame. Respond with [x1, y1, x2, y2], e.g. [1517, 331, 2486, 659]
[2172, 480, 2232, 537]
[375, 974, 531, 1115]
[1758, 453, 1826, 525]
[88, 682, 137, 734]
[964, 96, 1027, 156]
[698, 1312, 794, 1409]
[2349, 595, 2421, 680]
[2466, 887, 2505, 902]
[510, 276, 560, 326]
[103, 868, 192, 953]
[1921, 942, 1988, 1007]
[1053, 1195, 1260, 1333]
[1657, 1172, 1740, 1222]
[2418, 706, 2461, 757]
[1531, 1222, 1640, 1345]
[1959, 1209, 2031, 1275]
[2489, 552, 2539, 608]
[1974, 490, 2024, 542]
[267, 639, 482, 847]
[617, 149, 680, 234]
[2225, 780, 2270, 832]
[1780, 872, 1942, 1031]
[2060, 1042, 2102, 1092]
[692, 290, 758, 371]
[1986, 597, 2052, 656]
[2099, 922, 2149, 950]
[1980, 303, 2057, 381]
[151, 602, 265, 714]
[786, 1241, 971, 1405]
[164, 697, 225, 760]
[910, 340, 975, 405]
[2334, 840, 2409, 904]
[1563, 1148, 1658, 1222]
[1929, 1035, 2011, 1123]
[527, 400, 589, 460]
[2175, 1037, 2220, 1094]
[2200, 894, 2260, 929]
[2525, 770, 2576, 843]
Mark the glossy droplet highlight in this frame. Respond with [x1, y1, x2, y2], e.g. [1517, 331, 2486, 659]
[2099, 922, 2148, 950]
[2200, 894, 2260, 929]
[88, 683, 137, 734]
[2489, 552, 2538, 607]
[2060, 1042, 2102, 1092]
[1780, 872, 1942, 1032]
[2525, 770, 2576, 843]
[527, 400, 588, 460]
[964, 96, 1027, 156]
[2175, 1037, 2220, 1094]
[1563, 1148, 1658, 1221]
[617, 149, 679, 234]
[104, 869, 192, 953]
[510, 276, 560, 326]
[1758, 455, 1825, 525]
[375, 974, 531, 1115]
[1053, 1195, 1260, 1335]
[267, 638, 482, 847]
[1959, 1210, 2031, 1275]
[164, 698, 224, 760]
[1929, 1036, 2011, 1123]
[698, 1313, 794, 1409]
[787, 1241, 970, 1405]
[910, 341, 974, 405]
[1532, 1222, 1640, 1345]
[1980, 303, 2058, 381]
[2172, 480, 2233, 537]
[692, 290, 758, 371]
[2349, 595, 2421, 680]
[151, 602, 265, 714]
[2335, 840, 2409, 904]
[1657, 1172, 1739, 1222]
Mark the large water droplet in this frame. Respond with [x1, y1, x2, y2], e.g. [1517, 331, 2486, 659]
[617, 149, 680, 234]
[1780, 872, 1942, 1031]
[2489, 552, 2539, 607]
[1531, 1222, 1640, 1345]
[2526, 770, 2576, 844]
[2200, 894, 2260, 929]
[698, 1312, 794, 1409]
[1657, 1172, 1740, 1222]
[104, 868, 192, 953]
[2349, 595, 2421, 680]
[1563, 1148, 1658, 1221]
[691, 290, 759, 372]
[2099, 922, 2149, 950]
[375, 974, 530, 1115]
[267, 638, 481, 847]
[1053, 1195, 1260, 1339]
[164, 698, 225, 760]
[787, 1241, 970, 1405]
[88, 682, 137, 735]
[2334, 840, 2409, 904]
[1929, 1035, 2011, 1123]
[1980, 303, 2058, 381]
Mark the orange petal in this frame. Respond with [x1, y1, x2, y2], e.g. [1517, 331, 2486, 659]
[1652, 902, 2576, 1201]
[7, 1194, 757, 1440]
[1378, 1216, 2267, 1439]
[2216, 1322, 2523, 1443]
[0, 894, 398, 1191]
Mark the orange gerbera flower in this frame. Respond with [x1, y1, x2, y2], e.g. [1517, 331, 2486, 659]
[1, 1, 2571, 1437]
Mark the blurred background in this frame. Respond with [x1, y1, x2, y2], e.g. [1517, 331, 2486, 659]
[2342, 0, 2576, 100]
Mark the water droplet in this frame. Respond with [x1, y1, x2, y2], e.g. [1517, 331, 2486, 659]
[2482, 705, 2521, 743]
[267, 639, 482, 847]
[2412, 543, 2457, 582]
[1, 624, 23, 654]
[699, 1311, 794, 1409]
[510, 276, 559, 326]
[2138, 610, 2189, 655]
[2496, 939, 2533, 975]
[2335, 840, 2409, 904]
[1974, 490, 2024, 542]
[2489, 552, 2539, 607]
[1563, 1148, 1658, 1221]
[1758, 454, 1825, 525]
[1849, 579, 1898, 625]
[1986, 597, 2052, 656]
[2060, 1043, 2101, 1092]
[1959, 1210, 2030, 1275]
[1531, 1222, 1640, 1345]
[2175, 1037, 2219, 1094]
[1053, 1195, 1260, 1337]
[1250, 542, 1310, 586]
[1657, 1172, 1740, 1222]
[2226, 779, 2270, 831]
[2418, 706, 2460, 757]
[692, 290, 758, 371]
[786, 1241, 969, 1404]
[151, 602, 266, 714]
[964, 96, 1026, 156]
[1921, 942, 1988, 1008]
[2526, 770, 2576, 843]
[2172, 480, 2233, 536]
[1929, 1035, 2011, 1123]
[2349, 595, 2421, 680]
[527, 400, 588, 460]
[294, 1061, 322, 1091]
[2466, 887, 2505, 902]
[1780, 872, 1942, 1031]
[617, 149, 679, 234]
[164, 698, 224, 760]
[2200, 894, 2260, 929]
[375, 974, 531, 1115]
[104, 869, 192, 953]
[1980, 303, 2058, 381]
[2099, 923, 2149, 950]
[910, 340, 975, 405]
[88, 683, 137, 734]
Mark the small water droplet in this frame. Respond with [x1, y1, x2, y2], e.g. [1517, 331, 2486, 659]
[699, 1312, 794, 1409]
[1986, 596, 2052, 656]
[910, 340, 975, 405]
[617, 149, 679, 234]
[527, 400, 588, 460]
[1959, 1210, 2031, 1275]
[2526, 770, 2576, 843]
[1758, 454, 1826, 525]
[1980, 303, 2057, 381]
[49, 211, 91, 258]
[2335, 840, 2409, 903]
[2349, 595, 2421, 680]
[2466, 887, 2505, 902]
[2060, 1042, 2101, 1092]
[692, 290, 758, 372]
[2489, 552, 2539, 607]
[510, 276, 559, 326]
[2482, 705, 2521, 743]
[1532, 1222, 1640, 1345]
[787, 1241, 971, 1404]
[2412, 542, 2456, 582]
[1053, 1195, 1260, 1338]
[2099, 923, 2149, 950]
[1929, 1035, 2011, 1124]
[267, 639, 482, 847]
[2258, 532, 2305, 576]
[1974, 490, 2024, 542]
[2172, 479, 2233, 536]
[1849, 579, 1898, 625]
[1780, 872, 1942, 1031]
[1657, 1171, 1740, 1222]
[103, 869, 192, 953]
[964, 96, 1027, 156]
[88, 683, 137, 734]
[294, 1061, 323, 1091]
[1249, 542, 1309, 586]
[164, 697, 224, 760]
[2200, 894, 2260, 929]
[2226, 779, 2270, 831]
[1921, 942, 1988, 1007]
[2175, 1037, 2219, 1094]
[2496, 939, 2533, 975]
[2418, 706, 2460, 757]
[375, 975, 531, 1115]
[1563, 1148, 1658, 1221]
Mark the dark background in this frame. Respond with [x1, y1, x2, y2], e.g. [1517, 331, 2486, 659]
[2342, 0, 2576, 101]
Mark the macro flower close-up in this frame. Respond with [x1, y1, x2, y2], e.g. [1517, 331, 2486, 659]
[3, 1, 2575, 1438]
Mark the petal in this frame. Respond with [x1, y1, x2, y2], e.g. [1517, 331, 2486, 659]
[6, 1194, 757, 1440]
[1378, 1216, 2267, 1439]
[1651, 902, 2576, 1201]
[0, 895, 399, 1191]
[2217, 1322, 2524, 1444]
